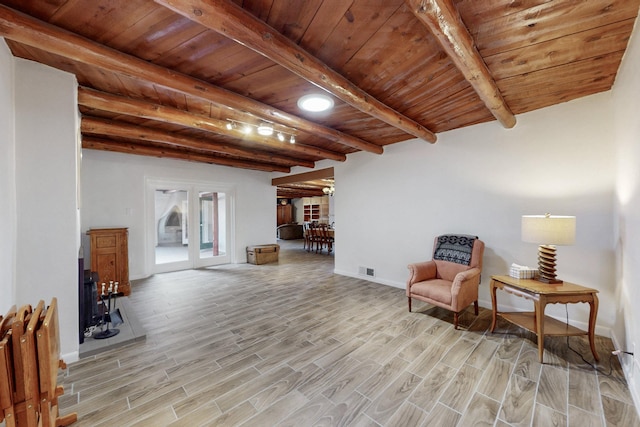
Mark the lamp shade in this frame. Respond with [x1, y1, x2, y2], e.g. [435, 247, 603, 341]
[521, 215, 576, 245]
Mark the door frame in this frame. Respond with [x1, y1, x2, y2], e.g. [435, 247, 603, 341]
[145, 177, 236, 274]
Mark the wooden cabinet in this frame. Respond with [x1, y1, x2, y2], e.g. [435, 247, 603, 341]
[87, 228, 130, 296]
[277, 204, 293, 225]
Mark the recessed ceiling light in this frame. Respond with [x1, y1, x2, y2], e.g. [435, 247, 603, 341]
[297, 94, 334, 112]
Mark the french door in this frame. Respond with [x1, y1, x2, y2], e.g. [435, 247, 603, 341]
[147, 179, 233, 273]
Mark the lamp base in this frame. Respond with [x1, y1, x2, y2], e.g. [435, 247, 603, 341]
[536, 245, 563, 284]
[537, 277, 563, 284]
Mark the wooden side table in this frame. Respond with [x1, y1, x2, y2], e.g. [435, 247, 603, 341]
[489, 275, 599, 363]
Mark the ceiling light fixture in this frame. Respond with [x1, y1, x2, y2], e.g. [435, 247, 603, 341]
[297, 93, 334, 112]
[322, 184, 335, 196]
[257, 123, 274, 136]
[225, 120, 296, 144]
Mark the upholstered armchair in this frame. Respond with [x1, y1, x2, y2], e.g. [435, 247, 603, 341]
[406, 235, 485, 329]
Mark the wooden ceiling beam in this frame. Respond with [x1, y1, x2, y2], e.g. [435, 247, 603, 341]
[406, 0, 516, 129]
[0, 5, 383, 155]
[81, 116, 315, 168]
[277, 188, 324, 198]
[154, 0, 437, 144]
[78, 87, 346, 162]
[82, 137, 290, 172]
[272, 167, 334, 186]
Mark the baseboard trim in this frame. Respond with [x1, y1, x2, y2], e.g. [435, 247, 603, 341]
[611, 332, 640, 419]
[333, 269, 404, 289]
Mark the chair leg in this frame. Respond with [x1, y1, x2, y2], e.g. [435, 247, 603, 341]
[453, 312, 459, 330]
[474, 300, 479, 315]
[407, 297, 412, 312]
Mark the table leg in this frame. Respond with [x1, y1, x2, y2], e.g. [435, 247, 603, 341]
[589, 293, 599, 362]
[536, 297, 545, 363]
[490, 280, 498, 332]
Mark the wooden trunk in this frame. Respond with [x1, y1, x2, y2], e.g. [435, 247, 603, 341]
[246, 244, 280, 265]
[87, 228, 130, 296]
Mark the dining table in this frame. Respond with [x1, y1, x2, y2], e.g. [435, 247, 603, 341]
[304, 225, 335, 253]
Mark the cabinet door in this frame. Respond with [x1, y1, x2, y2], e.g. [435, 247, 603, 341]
[277, 204, 292, 225]
[88, 228, 130, 296]
[93, 234, 118, 282]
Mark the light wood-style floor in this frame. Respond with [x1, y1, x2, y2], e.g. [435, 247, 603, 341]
[59, 240, 640, 426]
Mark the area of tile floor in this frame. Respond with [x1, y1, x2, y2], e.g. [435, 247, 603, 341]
[58, 240, 640, 426]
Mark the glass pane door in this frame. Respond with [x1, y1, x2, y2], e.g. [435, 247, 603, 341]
[199, 192, 215, 253]
[197, 191, 228, 266]
[148, 180, 233, 273]
[154, 189, 189, 269]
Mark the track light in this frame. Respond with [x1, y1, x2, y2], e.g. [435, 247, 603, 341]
[225, 119, 296, 144]
[257, 123, 274, 136]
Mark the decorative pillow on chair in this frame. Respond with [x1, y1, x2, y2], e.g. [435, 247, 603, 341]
[433, 234, 477, 266]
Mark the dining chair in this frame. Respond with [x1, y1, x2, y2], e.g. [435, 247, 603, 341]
[309, 223, 324, 253]
[302, 222, 311, 251]
[318, 224, 334, 254]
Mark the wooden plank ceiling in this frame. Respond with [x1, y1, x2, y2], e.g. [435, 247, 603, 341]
[1, 0, 638, 198]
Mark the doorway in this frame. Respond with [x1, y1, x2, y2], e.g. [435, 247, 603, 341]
[147, 179, 233, 273]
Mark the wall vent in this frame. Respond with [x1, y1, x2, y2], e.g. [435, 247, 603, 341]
[359, 266, 375, 277]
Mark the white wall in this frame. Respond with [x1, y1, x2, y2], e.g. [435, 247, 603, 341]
[0, 40, 16, 314]
[332, 92, 616, 335]
[293, 198, 305, 223]
[612, 17, 640, 411]
[14, 57, 80, 360]
[80, 150, 276, 279]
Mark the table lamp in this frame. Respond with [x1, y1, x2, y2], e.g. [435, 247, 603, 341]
[521, 213, 576, 284]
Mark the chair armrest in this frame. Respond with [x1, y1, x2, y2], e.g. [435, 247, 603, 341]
[407, 261, 437, 287]
[450, 267, 482, 306]
[454, 267, 481, 285]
